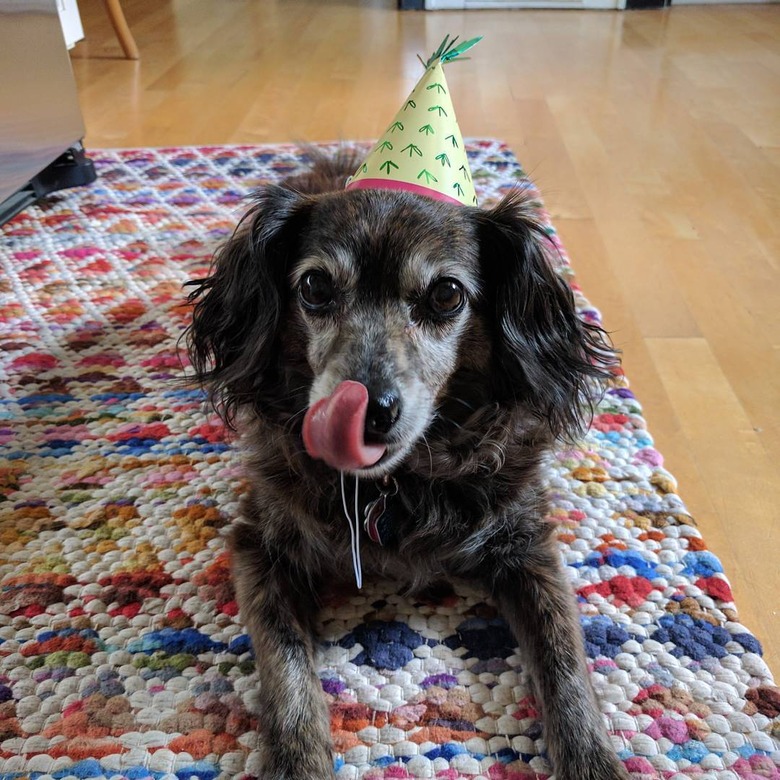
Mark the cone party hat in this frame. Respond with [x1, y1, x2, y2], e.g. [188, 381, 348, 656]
[346, 36, 481, 207]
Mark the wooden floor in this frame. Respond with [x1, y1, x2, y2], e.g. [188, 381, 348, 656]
[70, 0, 780, 674]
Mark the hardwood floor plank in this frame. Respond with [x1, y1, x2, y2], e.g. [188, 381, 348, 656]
[646, 337, 780, 675]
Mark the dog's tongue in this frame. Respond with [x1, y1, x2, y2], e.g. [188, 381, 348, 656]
[302, 381, 386, 471]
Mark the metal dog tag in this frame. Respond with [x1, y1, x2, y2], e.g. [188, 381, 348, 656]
[363, 495, 387, 545]
[363, 476, 399, 546]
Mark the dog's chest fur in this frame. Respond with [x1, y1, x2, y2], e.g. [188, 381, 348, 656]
[234, 405, 552, 590]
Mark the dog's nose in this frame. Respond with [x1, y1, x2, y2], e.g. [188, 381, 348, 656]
[365, 391, 402, 438]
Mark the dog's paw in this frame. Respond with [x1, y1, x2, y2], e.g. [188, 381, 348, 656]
[557, 757, 632, 780]
[261, 762, 336, 780]
[259, 741, 337, 780]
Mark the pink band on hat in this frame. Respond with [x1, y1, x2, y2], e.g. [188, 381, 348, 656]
[346, 178, 464, 206]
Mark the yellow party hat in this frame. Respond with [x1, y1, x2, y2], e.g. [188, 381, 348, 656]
[346, 36, 481, 207]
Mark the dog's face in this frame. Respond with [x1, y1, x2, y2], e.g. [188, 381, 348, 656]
[186, 185, 613, 477]
[290, 193, 482, 476]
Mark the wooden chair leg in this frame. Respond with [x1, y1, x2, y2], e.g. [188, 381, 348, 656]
[104, 0, 139, 60]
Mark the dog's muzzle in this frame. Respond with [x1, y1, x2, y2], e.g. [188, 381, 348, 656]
[302, 381, 393, 471]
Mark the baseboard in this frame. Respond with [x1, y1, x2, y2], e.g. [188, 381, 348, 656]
[625, 0, 667, 9]
[425, 0, 775, 7]
[673, 0, 776, 5]
[425, 0, 621, 7]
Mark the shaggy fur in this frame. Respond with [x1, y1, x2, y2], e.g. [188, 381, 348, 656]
[184, 149, 628, 780]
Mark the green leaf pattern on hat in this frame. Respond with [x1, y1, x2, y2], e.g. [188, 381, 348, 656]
[346, 37, 480, 207]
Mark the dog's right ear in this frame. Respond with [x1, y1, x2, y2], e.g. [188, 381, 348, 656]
[184, 185, 309, 427]
[474, 189, 617, 440]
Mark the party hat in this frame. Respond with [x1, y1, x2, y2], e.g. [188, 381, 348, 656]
[346, 35, 481, 207]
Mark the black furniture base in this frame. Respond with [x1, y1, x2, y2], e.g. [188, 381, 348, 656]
[0, 142, 96, 226]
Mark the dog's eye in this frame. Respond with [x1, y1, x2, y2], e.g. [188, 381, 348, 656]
[428, 278, 465, 316]
[299, 271, 335, 310]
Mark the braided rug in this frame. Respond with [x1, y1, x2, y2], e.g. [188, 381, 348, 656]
[0, 142, 778, 780]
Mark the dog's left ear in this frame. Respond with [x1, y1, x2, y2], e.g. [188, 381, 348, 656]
[474, 189, 617, 439]
[184, 185, 309, 427]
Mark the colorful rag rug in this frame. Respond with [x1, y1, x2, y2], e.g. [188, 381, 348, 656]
[0, 142, 778, 780]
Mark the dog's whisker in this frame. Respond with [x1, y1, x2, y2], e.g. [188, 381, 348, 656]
[434, 414, 467, 431]
[441, 394, 477, 411]
[282, 406, 308, 431]
[420, 433, 434, 479]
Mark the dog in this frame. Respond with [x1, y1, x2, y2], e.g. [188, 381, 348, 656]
[184, 149, 628, 780]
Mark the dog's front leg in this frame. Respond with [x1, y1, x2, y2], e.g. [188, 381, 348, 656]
[486, 528, 629, 780]
[231, 533, 335, 780]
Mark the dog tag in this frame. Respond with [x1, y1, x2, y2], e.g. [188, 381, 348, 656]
[363, 495, 387, 545]
[363, 476, 399, 546]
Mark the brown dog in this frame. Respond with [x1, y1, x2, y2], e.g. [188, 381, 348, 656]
[185, 150, 628, 780]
